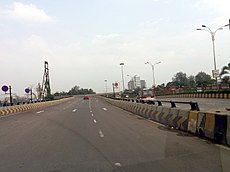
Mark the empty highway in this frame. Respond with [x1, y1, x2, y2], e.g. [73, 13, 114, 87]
[0, 96, 230, 172]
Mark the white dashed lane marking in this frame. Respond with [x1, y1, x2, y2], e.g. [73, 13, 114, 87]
[93, 119, 97, 123]
[114, 163, 122, 167]
[102, 108, 107, 111]
[91, 114, 94, 117]
[99, 130, 104, 138]
[36, 110, 44, 114]
[72, 109, 77, 112]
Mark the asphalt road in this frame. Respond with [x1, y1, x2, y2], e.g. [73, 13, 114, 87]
[0, 96, 230, 172]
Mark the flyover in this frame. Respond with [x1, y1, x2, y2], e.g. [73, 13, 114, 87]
[0, 96, 230, 172]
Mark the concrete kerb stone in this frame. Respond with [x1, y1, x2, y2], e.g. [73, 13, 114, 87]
[197, 111, 228, 144]
[203, 112, 215, 140]
[149, 106, 157, 120]
[167, 108, 180, 128]
[188, 111, 199, 134]
[141, 104, 149, 118]
[227, 116, 230, 146]
[145, 105, 153, 119]
[154, 106, 163, 123]
[137, 103, 143, 116]
[159, 107, 170, 125]
[177, 110, 190, 131]
[214, 113, 227, 144]
[197, 112, 206, 137]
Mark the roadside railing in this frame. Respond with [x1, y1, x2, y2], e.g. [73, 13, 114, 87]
[108, 97, 200, 111]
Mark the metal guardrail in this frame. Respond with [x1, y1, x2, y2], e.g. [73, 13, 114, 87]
[108, 97, 200, 111]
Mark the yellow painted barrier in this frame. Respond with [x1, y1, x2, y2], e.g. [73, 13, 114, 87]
[167, 108, 179, 128]
[177, 110, 190, 131]
[204, 113, 215, 140]
[159, 107, 170, 125]
[149, 106, 157, 120]
[0, 97, 74, 116]
[154, 106, 163, 123]
[188, 111, 199, 134]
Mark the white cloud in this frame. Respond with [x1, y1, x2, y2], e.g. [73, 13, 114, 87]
[3, 2, 54, 22]
[93, 33, 120, 44]
[191, 0, 230, 25]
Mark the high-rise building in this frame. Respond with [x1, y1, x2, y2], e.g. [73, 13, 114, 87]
[127, 76, 146, 90]
[140, 80, 146, 88]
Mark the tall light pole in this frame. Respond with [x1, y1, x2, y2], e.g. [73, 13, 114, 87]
[145, 61, 161, 87]
[197, 24, 228, 84]
[120, 63, 125, 92]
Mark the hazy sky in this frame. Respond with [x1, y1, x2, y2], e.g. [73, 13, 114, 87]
[0, 0, 230, 96]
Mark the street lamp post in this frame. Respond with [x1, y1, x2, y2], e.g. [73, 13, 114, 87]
[120, 63, 125, 92]
[145, 61, 161, 87]
[197, 24, 229, 84]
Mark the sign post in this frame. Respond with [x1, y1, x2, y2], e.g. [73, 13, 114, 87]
[25, 88, 32, 102]
[2, 85, 13, 106]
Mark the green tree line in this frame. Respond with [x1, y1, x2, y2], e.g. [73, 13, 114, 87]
[54, 85, 95, 96]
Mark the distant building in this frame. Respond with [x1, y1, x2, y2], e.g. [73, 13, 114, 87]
[140, 80, 146, 88]
[127, 76, 146, 90]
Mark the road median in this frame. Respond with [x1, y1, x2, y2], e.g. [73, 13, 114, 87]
[0, 97, 74, 116]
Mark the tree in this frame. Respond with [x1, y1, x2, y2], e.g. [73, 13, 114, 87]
[195, 72, 213, 86]
[68, 85, 95, 95]
[166, 81, 180, 87]
[187, 75, 196, 87]
[172, 72, 188, 87]
[220, 63, 230, 83]
[68, 86, 80, 95]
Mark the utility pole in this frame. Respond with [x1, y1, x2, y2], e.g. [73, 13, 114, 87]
[9, 85, 13, 106]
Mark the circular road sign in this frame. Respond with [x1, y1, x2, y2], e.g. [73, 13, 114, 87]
[114, 82, 118, 87]
[2, 85, 8, 92]
[25, 88, 30, 93]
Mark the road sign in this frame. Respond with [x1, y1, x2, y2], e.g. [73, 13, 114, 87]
[212, 69, 219, 78]
[25, 88, 30, 93]
[114, 82, 118, 87]
[2, 85, 8, 92]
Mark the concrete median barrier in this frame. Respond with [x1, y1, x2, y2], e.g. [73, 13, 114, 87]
[158, 107, 170, 125]
[204, 113, 215, 140]
[0, 97, 74, 116]
[154, 106, 163, 123]
[177, 110, 190, 131]
[167, 108, 180, 128]
[149, 106, 157, 120]
[188, 111, 199, 134]
[227, 116, 230, 146]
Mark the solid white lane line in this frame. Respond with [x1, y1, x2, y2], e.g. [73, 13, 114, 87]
[99, 130, 104, 138]
[72, 109, 77, 112]
[102, 108, 107, 111]
[93, 119, 97, 123]
[36, 110, 44, 114]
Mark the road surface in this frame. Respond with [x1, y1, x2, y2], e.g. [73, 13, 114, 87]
[0, 96, 230, 172]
